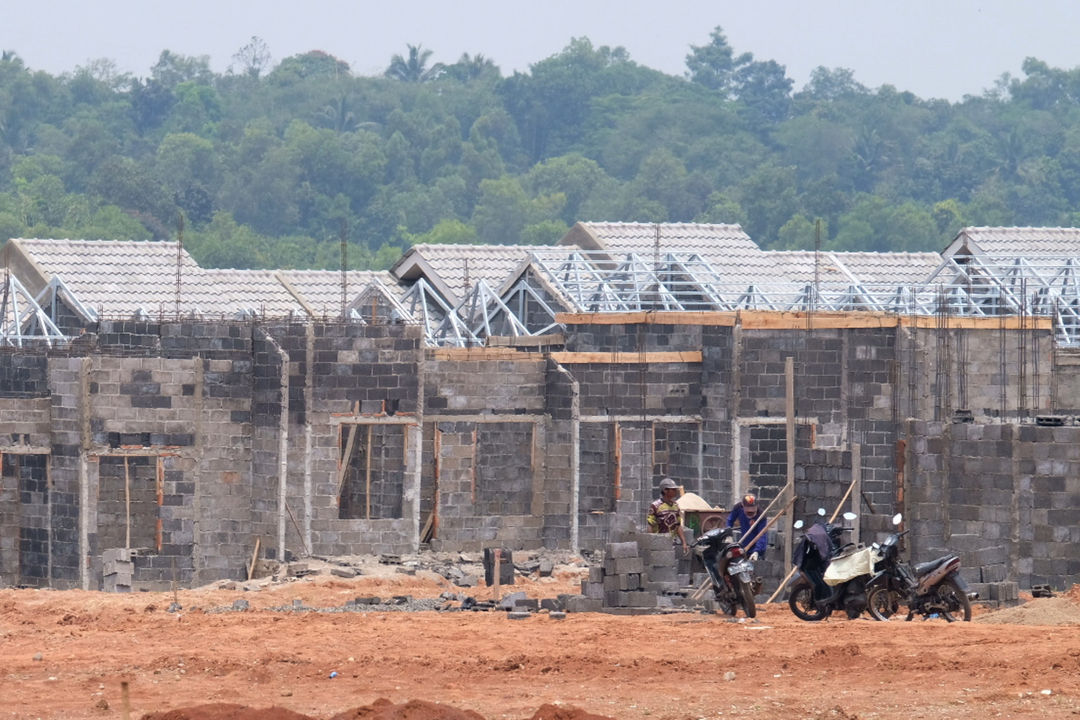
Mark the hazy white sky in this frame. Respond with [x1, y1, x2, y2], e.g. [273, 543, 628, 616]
[5, 0, 1080, 101]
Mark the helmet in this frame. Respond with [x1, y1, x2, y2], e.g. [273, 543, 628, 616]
[659, 478, 678, 491]
[742, 494, 758, 515]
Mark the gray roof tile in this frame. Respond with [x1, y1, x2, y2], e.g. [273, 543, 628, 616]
[566, 222, 782, 287]
[954, 226, 1080, 256]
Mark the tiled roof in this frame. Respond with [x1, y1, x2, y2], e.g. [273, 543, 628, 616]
[7, 238, 226, 317]
[392, 244, 545, 303]
[202, 270, 309, 317]
[278, 270, 401, 317]
[563, 222, 783, 287]
[770, 251, 941, 287]
[951, 227, 1080, 256]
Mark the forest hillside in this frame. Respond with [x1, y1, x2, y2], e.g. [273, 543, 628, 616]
[2, 29, 1079, 269]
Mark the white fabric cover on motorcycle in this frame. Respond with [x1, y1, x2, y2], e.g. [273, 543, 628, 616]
[823, 546, 880, 586]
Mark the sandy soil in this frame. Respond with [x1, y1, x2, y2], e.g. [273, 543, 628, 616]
[1, 561, 1078, 720]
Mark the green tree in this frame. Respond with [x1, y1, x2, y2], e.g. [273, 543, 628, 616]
[685, 26, 736, 94]
[385, 44, 445, 83]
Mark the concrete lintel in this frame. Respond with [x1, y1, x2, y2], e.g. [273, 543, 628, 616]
[0, 445, 52, 454]
[423, 414, 546, 424]
[580, 414, 702, 424]
[735, 416, 817, 427]
[330, 416, 423, 426]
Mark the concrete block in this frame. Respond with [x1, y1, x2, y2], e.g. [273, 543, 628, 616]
[646, 565, 677, 583]
[565, 596, 602, 613]
[604, 557, 644, 575]
[624, 591, 658, 608]
[605, 541, 640, 559]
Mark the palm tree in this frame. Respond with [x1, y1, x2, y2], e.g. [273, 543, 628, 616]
[384, 44, 444, 83]
[445, 53, 500, 83]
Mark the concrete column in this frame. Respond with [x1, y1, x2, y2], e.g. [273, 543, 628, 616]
[553, 362, 580, 551]
[78, 356, 91, 590]
[257, 329, 290, 563]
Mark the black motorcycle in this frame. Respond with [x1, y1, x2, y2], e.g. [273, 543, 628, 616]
[865, 514, 976, 622]
[693, 526, 760, 618]
[788, 510, 873, 621]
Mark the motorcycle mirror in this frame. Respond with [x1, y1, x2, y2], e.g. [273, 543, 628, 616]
[816, 508, 826, 516]
[892, 512, 903, 525]
[842, 511, 857, 521]
[793, 519, 804, 530]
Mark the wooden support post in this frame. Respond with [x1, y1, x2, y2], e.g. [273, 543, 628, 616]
[784, 356, 795, 579]
[335, 423, 360, 502]
[247, 537, 261, 581]
[613, 422, 622, 501]
[492, 549, 501, 603]
[365, 425, 373, 520]
[156, 456, 164, 552]
[124, 456, 131, 549]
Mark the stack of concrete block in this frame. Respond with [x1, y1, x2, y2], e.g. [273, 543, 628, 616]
[565, 532, 691, 613]
[102, 548, 133, 593]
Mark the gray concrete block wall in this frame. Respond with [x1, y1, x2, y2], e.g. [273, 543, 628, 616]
[46, 357, 84, 587]
[291, 323, 423, 559]
[540, 362, 575, 548]
[427, 420, 544, 551]
[424, 355, 546, 414]
[1, 315, 1079, 589]
[700, 326, 735, 503]
[905, 419, 1080, 590]
[905, 326, 1055, 420]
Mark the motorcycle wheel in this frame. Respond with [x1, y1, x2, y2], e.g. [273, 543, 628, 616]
[866, 586, 902, 621]
[938, 578, 972, 622]
[738, 579, 757, 619]
[788, 581, 830, 621]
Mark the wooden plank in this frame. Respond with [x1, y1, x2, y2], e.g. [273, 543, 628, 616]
[247, 537, 261, 581]
[739, 310, 899, 329]
[429, 347, 527, 361]
[549, 351, 703, 364]
[556, 311, 738, 326]
[486, 333, 566, 347]
[335, 423, 360, 503]
[901, 315, 1053, 331]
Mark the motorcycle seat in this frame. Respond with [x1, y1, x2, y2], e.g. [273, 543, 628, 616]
[914, 555, 953, 577]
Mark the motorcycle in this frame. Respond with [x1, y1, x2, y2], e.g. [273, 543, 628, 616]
[865, 513, 976, 622]
[788, 510, 874, 621]
[693, 526, 760, 618]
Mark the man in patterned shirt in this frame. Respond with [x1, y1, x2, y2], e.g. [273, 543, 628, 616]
[646, 478, 690, 555]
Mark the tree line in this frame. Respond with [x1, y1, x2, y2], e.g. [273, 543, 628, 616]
[1, 28, 1079, 270]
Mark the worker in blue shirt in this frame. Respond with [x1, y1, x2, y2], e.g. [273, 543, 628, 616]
[726, 493, 768, 561]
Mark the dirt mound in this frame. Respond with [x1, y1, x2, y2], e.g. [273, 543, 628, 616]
[141, 704, 315, 720]
[523, 705, 616, 720]
[327, 698, 485, 719]
[975, 589, 1080, 625]
[139, 700, 613, 720]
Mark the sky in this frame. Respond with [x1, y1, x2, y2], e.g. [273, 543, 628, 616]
[5, 1, 1080, 101]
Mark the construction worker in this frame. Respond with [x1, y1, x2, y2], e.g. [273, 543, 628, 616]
[726, 493, 768, 561]
[647, 478, 690, 555]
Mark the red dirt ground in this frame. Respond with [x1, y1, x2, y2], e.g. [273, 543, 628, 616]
[1, 569, 1078, 720]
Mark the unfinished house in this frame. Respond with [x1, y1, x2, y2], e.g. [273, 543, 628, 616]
[0, 224, 1077, 597]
